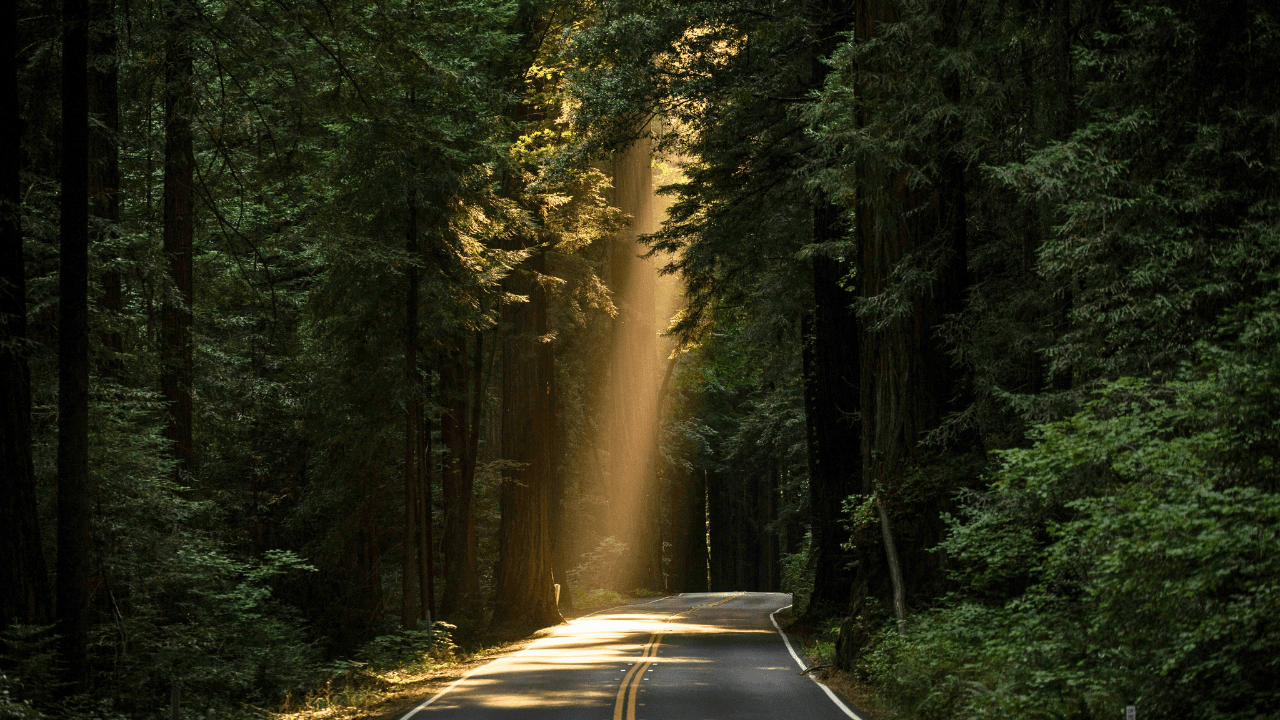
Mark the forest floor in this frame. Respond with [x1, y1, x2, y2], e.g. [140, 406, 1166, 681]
[271, 592, 672, 720]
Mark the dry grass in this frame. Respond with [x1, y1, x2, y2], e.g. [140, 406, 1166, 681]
[267, 633, 546, 720]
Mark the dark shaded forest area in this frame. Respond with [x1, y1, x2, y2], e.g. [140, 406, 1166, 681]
[2, 1, 1278, 719]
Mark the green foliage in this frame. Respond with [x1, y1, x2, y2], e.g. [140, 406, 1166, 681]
[571, 588, 626, 610]
[568, 537, 630, 591]
[864, 359, 1280, 720]
[779, 531, 815, 617]
[349, 623, 459, 673]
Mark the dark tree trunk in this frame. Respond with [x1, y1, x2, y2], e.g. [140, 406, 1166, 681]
[678, 469, 708, 592]
[491, 248, 561, 629]
[1, 0, 52, 629]
[160, 0, 194, 476]
[757, 470, 778, 591]
[402, 206, 420, 631]
[797, 0, 860, 622]
[57, 0, 92, 687]
[440, 334, 480, 620]
[88, 0, 121, 376]
[706, 470, 729, 591]
[424, 394, 440, 620]
[836, 0, 970, 663]
[798, 203, 861, 622]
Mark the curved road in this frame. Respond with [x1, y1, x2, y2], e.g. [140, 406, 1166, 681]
[402, 592, 863, 720]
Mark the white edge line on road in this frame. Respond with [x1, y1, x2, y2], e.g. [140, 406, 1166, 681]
[398, 594, 680, 720]
[769, 604, 865, 720]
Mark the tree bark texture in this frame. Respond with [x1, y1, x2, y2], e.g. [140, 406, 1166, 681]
[491, 248, 562, 630]
[549, 364, 574, 611]
[440, 334, 480, 620]
[837, 0, 969, 658]
[401, 205, 420, 630]
[418, 399, 433, 623]
[1, 0, 52, 628]
[57, 0, 93, 686]
[161, 0, 194, 475]
[799, 201, 861, 622]
[673, 469, 708, 593]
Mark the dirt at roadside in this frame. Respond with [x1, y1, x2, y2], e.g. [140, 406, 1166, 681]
[775, 608, 889, 720]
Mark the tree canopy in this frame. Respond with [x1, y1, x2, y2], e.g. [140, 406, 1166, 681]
[2, 0, 1277, 719]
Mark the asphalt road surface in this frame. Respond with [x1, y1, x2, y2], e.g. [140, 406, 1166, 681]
[401, 591, 863, 720]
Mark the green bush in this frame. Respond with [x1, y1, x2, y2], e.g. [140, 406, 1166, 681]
[864, 369, 1280, 720]
[779, 531, 814, 616]
[571, 588, 626, 609]
[567, 537, 629, 591]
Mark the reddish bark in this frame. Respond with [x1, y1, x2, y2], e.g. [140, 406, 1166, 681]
[491, 248, 562, 630]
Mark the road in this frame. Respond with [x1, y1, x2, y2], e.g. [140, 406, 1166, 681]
[401, 592, 862, 720]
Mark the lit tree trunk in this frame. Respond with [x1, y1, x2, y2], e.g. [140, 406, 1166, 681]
[1, 0, 52, 629]
[161, 0, 194, 476]
[549, 353, 574, 611]
[57, 0, 92, 687]
[491, 248, 561, 629]
[402, 205, 420, 631]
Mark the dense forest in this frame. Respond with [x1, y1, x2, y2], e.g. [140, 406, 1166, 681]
[2, 0, 1277, 719]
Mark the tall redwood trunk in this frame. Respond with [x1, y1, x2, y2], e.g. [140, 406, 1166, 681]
[547, 340, 573, 604]
[840, 0, 969, 645]
[799, 202, 861, 621]
[1, 0, 52, 629]
[402, 205, 420, 630]
[161, 0, 194, 475]
[57, 0, 93, 687]
[417, 399, 432, 623]
[440, 333, 480, 620]
[491, 248, 561, 629]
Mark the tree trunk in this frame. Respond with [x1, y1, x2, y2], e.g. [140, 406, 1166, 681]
[491, 248, 561, 630]
[877, 499, 906, 631]
[418, 399, 432, 623]
[798, 203, 861, 622]
[57, 0, 93, 687]
[440, 334, 480, 620]
[1, 0, 52, 629]
[706, 469, 729, 591]
[549, 357, 574, 611]
[161, 0, 194, 476]
[673, 467, 708, 592]
[836, 0, 970, 666]
[402, 205, 420, 631]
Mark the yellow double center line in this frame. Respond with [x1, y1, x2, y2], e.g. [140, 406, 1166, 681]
[611, 593, 744, 720]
